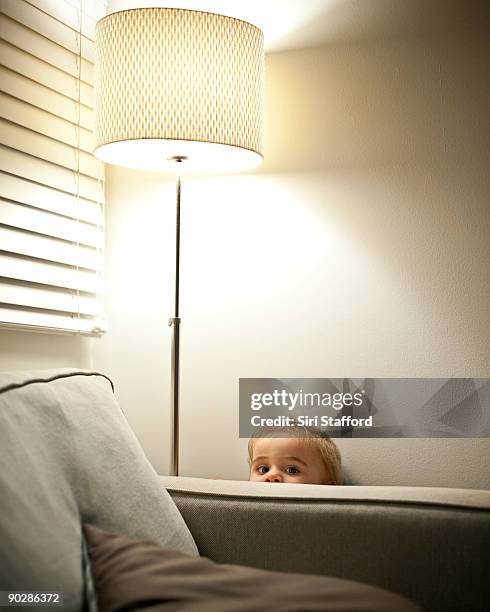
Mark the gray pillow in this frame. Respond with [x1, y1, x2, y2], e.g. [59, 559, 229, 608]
[83, 524, 422, 612]
[0, 369, 197, 611]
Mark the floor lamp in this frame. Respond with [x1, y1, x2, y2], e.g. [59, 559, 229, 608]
[93, 7, 265, 476]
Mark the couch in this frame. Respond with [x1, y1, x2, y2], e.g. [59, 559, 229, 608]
[0, 369, 488, 611]
[161, 476, 490, 611]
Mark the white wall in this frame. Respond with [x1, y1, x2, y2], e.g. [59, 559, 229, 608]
[0, 330, 93, 371]
[0, 329, 94, 371]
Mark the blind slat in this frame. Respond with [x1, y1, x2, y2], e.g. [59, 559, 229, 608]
[0, 40, 94, 106]
[1, 67, 93, 130]
[25, 0, 80, 35]
[0, 280, 101, 316]
[65, 0, 106, 22]
[0, 146, 103, 202]
[1, 93, 95, 153]
[0, 253, 103, 292]
[25, 0, 97, 41]
[0, 199, 103, 248]
[2, 0, 94, 60]
[0, 120, 103, 180]
[0, 305, 106, 334]
[0, 225, 102, 271]
[0, 15, 94, 84]
[0, 172, 103, 224]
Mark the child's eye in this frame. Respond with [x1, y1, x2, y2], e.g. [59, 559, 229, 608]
[256, 465, 269, 474]
[285, 466, 300, 474]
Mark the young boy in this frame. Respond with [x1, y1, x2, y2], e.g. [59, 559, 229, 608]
[248, 426, 342, 485]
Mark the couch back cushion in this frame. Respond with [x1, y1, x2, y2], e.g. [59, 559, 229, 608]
[0, 369, 197, 611]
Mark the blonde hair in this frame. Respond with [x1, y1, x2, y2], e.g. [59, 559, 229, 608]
[248, 425, 342, 484]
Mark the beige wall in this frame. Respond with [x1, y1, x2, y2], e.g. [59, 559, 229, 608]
[2, 20, 488, 488]
[92, 26, 489, 488]
[0, 330, 93, 371]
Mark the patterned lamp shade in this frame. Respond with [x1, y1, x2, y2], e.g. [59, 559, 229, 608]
[94, 8, 265, 173]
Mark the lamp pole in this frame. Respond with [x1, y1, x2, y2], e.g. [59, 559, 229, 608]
[168, 160, 185, 476]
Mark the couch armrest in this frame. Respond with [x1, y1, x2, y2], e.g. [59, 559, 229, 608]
[160, 476, 490, 612]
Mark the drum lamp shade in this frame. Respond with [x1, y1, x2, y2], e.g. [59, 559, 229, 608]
[94, 7, 265, 173]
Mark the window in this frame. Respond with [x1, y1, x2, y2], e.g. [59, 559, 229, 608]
[0, 0, 107, 335]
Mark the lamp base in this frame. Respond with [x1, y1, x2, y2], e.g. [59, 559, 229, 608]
[168, 316, 180, 476]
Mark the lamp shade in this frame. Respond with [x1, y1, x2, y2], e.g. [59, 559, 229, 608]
[94, 7, 265, 173]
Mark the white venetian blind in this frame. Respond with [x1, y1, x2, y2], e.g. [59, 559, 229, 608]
[0, 0, 107, 335]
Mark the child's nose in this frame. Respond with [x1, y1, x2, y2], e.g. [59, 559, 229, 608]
[265, 469, 283, 483]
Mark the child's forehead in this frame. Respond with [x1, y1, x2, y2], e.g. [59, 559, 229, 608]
[252, 436, 312, 457]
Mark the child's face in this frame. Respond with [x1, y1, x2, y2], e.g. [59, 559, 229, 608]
[249, 437, 334, 485]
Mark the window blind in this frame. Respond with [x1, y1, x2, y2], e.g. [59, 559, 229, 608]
[0, 0, 107, 335]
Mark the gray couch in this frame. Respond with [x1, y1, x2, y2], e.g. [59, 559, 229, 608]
[0, 369, 488, 611]
[161, 477, 490, 612]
